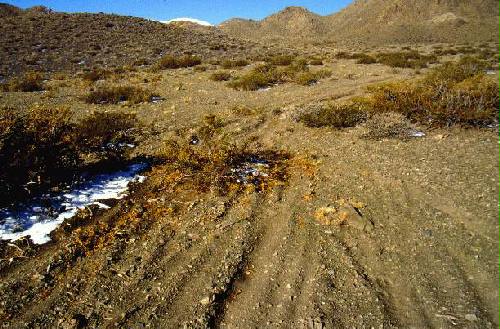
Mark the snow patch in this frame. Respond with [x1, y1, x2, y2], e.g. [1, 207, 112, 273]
[0, 163, 147, 244]
[161, 17, 212, 26]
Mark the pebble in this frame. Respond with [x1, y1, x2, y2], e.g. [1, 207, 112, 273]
[200, 296, 210, 305]
[464, 314, 478, 322]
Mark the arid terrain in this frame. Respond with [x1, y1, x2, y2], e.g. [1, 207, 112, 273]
[0, 2, 498, 329]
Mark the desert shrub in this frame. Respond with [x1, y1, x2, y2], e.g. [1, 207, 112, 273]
[221, 59, 249, 69]
[228, 59, 330, 90]
[75, 112, 137, 154]
[154, 138, 288, 195]
[193, 65, 208, 72]
[155, 54, 201, 70]
[1, 71, 44, 92]
[335, 51, 353, 59]
[268, 54, 295, 66]
[309, 58, 323, 65]
[81, 68, 111, 82]
[365, 58, 498, 127]
[0, 106, 139, 206]
[294, 72, 319, 86]
[356, 54, 377, 64]
[376, 51, 437, 69]
[299, 103, 368, 128]
[424, 56, 488, 85]
[294, 69, 332, 86]
[84, 85, 158, 104]
[227, 71, 269, 91]
[433, 48, 458, 56]
[363, 112, 415, 140]
[209, 71, 232, 81]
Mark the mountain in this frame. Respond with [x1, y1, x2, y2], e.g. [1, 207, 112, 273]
[0, 5, 258, 77]
[162, 17, 213, 26]
[220, 1, 499, 45]
[219, 6, 328, 42]
[326, 0, 499, 44]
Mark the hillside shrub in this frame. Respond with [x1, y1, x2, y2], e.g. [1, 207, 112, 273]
[221, 59, 249, 69]
[299, 103, 368, 128]
[1, 71, 44, 92]
[84, 85, 158, 104]
[155, 54, 202, 70]
[209, 71, 232, 81]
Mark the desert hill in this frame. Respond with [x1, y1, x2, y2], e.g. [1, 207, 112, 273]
[0, 4, 260, 77]
[220, 0, 499, 45]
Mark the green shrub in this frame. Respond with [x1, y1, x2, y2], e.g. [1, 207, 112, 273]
[84, 85, 158, 104]
[1, 71, 44, 92]
[299, 103, 368, 128]
[209, 71, 232, 81]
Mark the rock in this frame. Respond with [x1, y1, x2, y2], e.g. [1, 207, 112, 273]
[337, 204, 373, 232]
[200, 296, 211, 305]
[464, 313, 478, 322]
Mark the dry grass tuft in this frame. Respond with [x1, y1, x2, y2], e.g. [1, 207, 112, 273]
[299, 103, 368, 128]
[84, 85, 158, 104]
[1, 71, 44, 92]
[209, 71, 232, 81]
[221, 59, 249, 69]
[154, 54, 202, 70]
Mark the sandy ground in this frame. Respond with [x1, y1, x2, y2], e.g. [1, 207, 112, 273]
[0, 56, 498, 328]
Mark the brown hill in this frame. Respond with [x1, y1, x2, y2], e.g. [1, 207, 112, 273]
[326, 0, 499, 45]
[220, 1, 499, 45]
[0, 3, 22, 17]
[0, 5, 260, 77]
[220, 6, 329, 43]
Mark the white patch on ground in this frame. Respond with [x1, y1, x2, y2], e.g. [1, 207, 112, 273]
[161, 17, 212, 26]
[410, 131, 426, 137]
[0, 163, 147, 244]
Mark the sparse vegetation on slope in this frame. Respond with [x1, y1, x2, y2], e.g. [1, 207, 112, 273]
[228, 59, 331, 90]
[84, 85, 159, 104]
[0, 71, 45, 92]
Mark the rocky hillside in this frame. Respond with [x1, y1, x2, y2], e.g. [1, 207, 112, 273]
[0, 5, 259, 77]
[327, 0, 499, 45]
[220, 1, 499, 45]
[220, 6, 328, 43]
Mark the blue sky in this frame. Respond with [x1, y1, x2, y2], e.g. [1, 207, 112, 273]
[4, 0, 353, 24]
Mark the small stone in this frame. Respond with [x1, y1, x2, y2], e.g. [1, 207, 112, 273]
[200, 296, 210, 305]
[464, 314, 478, 322]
